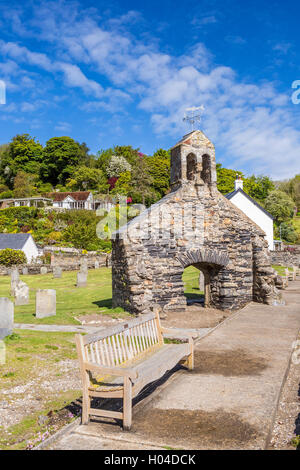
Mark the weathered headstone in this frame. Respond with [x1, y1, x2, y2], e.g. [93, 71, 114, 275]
[0, 298, 14, 339]
[77, 272, 87, 287]
[14, 281, 30, 306]
[10, 268, 19, 296]
[40, 267, 47, 275]
[292, 266, 297, 281]
[53, 266, 62, 279]
[80, 259, 88, 274]
[36, 289, 56, 318]
[94, 260, 99, 269]
[22, 267, 28, 275]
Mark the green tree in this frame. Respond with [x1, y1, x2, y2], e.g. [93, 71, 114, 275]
[13, 171, 37, 198]
[146, 149, 170, 198]
[279, 174, 300, 211]
[264, 190, 295, 224]
[0, 134, 43, 187]
[66, 166, 109, 192]
[246, 175, 275, 201]
[40, 136, 83, 186]
[216, 164, 243, 194]
[279, 222, 298, 243]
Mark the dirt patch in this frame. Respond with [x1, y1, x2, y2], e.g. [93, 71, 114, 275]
[133, 408, 260, 447]
[161, 305, 232, 329]
[192, 348, 268, 376]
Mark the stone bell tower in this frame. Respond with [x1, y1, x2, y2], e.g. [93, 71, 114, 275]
[170, 130, 217, 191]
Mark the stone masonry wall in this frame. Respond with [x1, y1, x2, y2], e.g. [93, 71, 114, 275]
[112, 130, 277, 316]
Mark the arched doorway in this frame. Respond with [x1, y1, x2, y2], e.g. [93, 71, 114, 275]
[182, 265, 205, 306]
[177, 249, 230, 310]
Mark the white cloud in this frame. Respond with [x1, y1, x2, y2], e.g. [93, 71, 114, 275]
[1, 2, 300, 178]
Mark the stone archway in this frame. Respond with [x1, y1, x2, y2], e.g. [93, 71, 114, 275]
[177, 249, 230, 308]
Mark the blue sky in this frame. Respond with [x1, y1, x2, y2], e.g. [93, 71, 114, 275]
[0, 0, 300, 179]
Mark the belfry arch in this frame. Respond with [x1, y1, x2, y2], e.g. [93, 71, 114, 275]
[186, 153, 197, 181]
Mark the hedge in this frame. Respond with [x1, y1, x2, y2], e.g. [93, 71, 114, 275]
[0, 248, 27, 266]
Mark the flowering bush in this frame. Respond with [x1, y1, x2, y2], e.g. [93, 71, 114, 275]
[106, 155, 131, 178]
[0, 248, 27, 266]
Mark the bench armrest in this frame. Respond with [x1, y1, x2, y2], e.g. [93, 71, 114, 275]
[83, 361, 138, 379]
[161, 327, 195, 339]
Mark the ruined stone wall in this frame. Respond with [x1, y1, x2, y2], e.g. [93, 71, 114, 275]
[112, 183, 274, 315]
[270, 250, 300, 267]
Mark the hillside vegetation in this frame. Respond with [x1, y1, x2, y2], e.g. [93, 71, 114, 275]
[0, 133, 299, 249]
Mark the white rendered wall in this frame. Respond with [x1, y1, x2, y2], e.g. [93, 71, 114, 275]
[23, 236, 39, 263]
[229, 192, 274, 250]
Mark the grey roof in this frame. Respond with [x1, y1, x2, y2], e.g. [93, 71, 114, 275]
[225, 189, 274, 220]
[0, 233, 33, 250]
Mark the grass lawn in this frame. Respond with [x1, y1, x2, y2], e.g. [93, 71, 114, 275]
[0, 329, 81, 450]
[272, 265, 293, 276]
[0, 268, 131, 325]
[182, 265, 204, 300]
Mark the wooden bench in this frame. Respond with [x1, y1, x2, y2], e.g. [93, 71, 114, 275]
[75, 312, 194, 430]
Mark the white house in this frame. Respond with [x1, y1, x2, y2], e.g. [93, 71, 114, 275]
[226, 176, 274, 251]
[0, 197, 52, 210]
[50, 191, 94, 210]
[0, 233, 39, 263]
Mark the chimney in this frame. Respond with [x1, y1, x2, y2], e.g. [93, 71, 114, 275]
[234, 174, 243, 191]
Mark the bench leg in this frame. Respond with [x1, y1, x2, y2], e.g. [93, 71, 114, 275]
[123, 377, 132, 431]
[81, 389, 90, 425]
[187, 339, 194, 370]
[187, 352, 194, 370]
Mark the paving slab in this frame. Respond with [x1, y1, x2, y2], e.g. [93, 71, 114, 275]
[45, 281, 300, 450]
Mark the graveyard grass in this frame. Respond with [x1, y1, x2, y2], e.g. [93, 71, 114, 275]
[0, 266, 201, 325]
[0, 329, 81, 449]
[0, 268, 131, 325]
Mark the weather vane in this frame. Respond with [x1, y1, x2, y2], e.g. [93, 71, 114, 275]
[183, 105, 205, 131]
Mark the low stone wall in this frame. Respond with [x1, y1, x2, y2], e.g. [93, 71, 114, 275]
[0, 252, 111, 276]
[44, 248, 110, 270]
[270, 250, 300, 267]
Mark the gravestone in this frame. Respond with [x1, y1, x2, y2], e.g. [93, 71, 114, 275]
[10, 268, 19, 295]
[292, 266, 297, 281]
[15, 281, 30, 306]
[94, 260, 99, 269]
[22, 267, 28, 275]
[80, 259, 88, 274]
[36, 289, 56, 318]
[0, 298, 14, 339]
[40, 267, 47, 275]
[77, 272, 87, 288]
[53, 266, 62, 279]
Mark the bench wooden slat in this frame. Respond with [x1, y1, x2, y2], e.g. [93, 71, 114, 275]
[83, 312, 156, 345]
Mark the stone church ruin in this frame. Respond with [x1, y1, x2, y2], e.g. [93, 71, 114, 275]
[112, 130, 278, 315]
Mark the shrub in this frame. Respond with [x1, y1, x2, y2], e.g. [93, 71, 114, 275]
[0, 248, 27, 266]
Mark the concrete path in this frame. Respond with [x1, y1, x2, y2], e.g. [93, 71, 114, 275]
[15, 322, 210, 338]
[45, 281, 300, 450]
